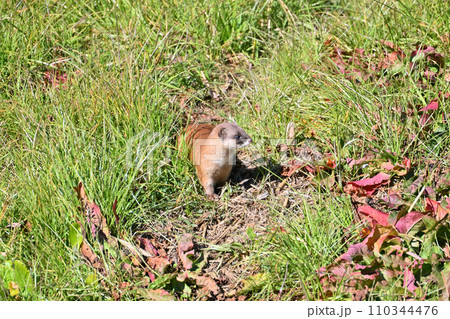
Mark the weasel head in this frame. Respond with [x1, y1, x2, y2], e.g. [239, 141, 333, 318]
[215, 122, 252, 150]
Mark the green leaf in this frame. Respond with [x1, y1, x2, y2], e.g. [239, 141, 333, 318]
[423, 216, 438, 232]
[246, 227, 256, 240]
[181, 283, 192, 298]
[0, 261, 14, 289]
[69, 223, 83, 249]
[85, 273, 97, 285]
[148, 273, 175, 290]
[240, 273, 267, 294]
[14, 260, 32, 295]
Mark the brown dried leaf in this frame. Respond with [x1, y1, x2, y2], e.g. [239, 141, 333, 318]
[74, 182, 111, 238]
[195, 275, 221, 296]
[80, 241, 106, 274]
[137, 288, 175, 301]
[147, 256, 171, 274]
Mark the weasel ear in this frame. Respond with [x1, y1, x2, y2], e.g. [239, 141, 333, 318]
[218, 127, 227, 140]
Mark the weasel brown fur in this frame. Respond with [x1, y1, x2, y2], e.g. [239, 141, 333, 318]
[181, 122, 252, 197]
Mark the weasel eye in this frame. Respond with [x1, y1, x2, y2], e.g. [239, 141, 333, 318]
[235, 134, 241, 139]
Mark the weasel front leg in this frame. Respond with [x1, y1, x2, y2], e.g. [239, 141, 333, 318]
[202, 179, 218, 199]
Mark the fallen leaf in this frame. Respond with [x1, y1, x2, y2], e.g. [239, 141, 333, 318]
[195, 275, 221, 295]
[339, 242, 370, 262]
[43, 70, 68, 89]
[74, 182, 111, 238]
[344, 172, 390, 196]
[112, 199, 119, 226]
[419, 99, 439, 112]
[411, 45, 445, 68]
[80, 241, 105, 274]
[8, 281, 20, 297]
[178, 233, 195, 271]
[395, 212, 425, 234]
[403, 268, 418, 295]
[358, 205, 389, 226]
[361, 225, 398, 253]
[425, 198, 450, 220]
[381, 192, 404, 209]
[137, 288, 175, 301]
[147, 256, 171, 274]
[138, 237, 158, 257]
[240, 273, 267, 293]
[346, 153, 376, 168]
[405, 174, 424, 194]
[440, 265, 450, 301]
[419, 98, 439, 126]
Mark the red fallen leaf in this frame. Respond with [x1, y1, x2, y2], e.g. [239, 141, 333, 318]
[178, 233, 195, 270]
[324, 157, 337, 169]
[346, 153, 376, 168]
[280, 160, 307, 177]
[330, 47, 348, 74]
[405, 174, 424, 194]
[87, 202, 103, 237]
[403, 268, 418, 295]
[358, 205, 389, 226]
[354, 263, 370, 270]
[281, 159, 331, 177]
[304, 165, 317, 174]
[380, 39, 396, 49]
[270, 226, 287, 234]
[402, 157, 411, 170]
[419, 98, 439, 126]
[339, 242, 370, 262]
[395, 212, 425, 234]
[424, 186, 436, 200]
[419, 113, 431, 126]
[119, 282, 131, 289]
[381, 162, 395, 170]
[381, 192, 404, 209]
[364, 225, 398, 253]
[74, 182, 110, 238]
[424, 69, 437, 81]
[112, 199, 119, 226]
[419, 99, 439, 112]
[360, 227, 371, 238]
[121, 263, 133, 275]
[43, 70, 68, 89]
[344, 172, 390, 196]
[411, 45, 445, 68]
[380, 160, 410, 176]
[147, 270, 156, 282]
[138, 237, 158, 256]
[425, 198, 450, 220]
[379, 51, 405, 70]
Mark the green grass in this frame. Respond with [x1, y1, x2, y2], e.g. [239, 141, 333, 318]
[1, 0, 449, 300]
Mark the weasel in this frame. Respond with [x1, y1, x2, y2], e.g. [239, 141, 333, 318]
[181, 122, 252, 197]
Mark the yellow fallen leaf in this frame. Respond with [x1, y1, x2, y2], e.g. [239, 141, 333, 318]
[9, 281, 20, 297]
